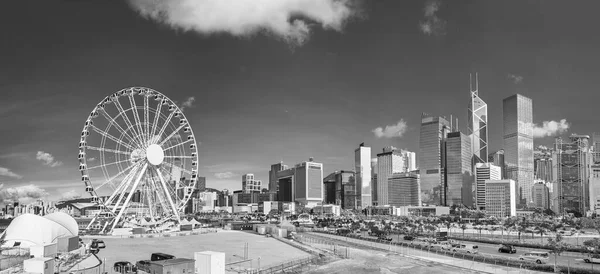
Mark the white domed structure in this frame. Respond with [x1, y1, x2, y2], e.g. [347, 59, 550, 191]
[0, 213, 79, 248]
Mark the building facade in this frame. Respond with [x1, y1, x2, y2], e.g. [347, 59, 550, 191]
[242, 174, 262, 193]
[269, 162, 288, 193]
[532, 181, 550, 210]
[534, 146, 554, 183]
[555, 135, 591, 215]
[376, 147, 405, 206]
[323, 170, 356, 209]
[293, 159, 324, 207]
[468, 74, 489, 167]
[475, 163, 502, 210]
[590, 162, 600, 215]
[485, 179, 517, 218]
[355, 144, 371, 208]
[503, 94, 534, 204]
[488, 150, 506, 179]
[371, 158, 378, 206]
[419, 113, 453, 205]
[445, 131, 473, 206]
[388, 171, 421, 206]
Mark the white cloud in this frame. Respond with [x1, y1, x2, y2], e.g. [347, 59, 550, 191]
[36, 151, 63, 167]
[87, 157, 96, 162]
[508, 74, 524, 84]
[0, 167, 22, 179]
[533, 119, 570, 138]
[126, 0, 361, 46]
[419, 0, 446, 36]
[60, 190, 82, 201]
[0, 184, 48, 204]
[372, 120, 408, 138]
[180, 97, 195, 112]
[214, 171, 236, 179]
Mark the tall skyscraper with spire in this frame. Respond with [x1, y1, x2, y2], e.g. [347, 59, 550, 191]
[468, 73, 489, 168]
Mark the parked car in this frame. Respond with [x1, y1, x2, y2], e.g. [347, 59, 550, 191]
[114, 261, 137, 273]
[498, 244, 516, 254]
[584, 254, 600, 264]
[378, 235, 392, 242]
[519, 251, 549, 264]
[452, 244, 479, 254]
[91, 239, 106, 249]
[265, 233, 272, 238]
[151, 253, 175, 261]
[135, 260, 151, 273]
[403, 235, 415, 241]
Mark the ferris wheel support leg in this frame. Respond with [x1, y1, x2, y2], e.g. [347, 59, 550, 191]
[86, 215, 98, 230]
[155, 166, 181, 222]
[107, 165, 140, 213]
[110, 163, 149, 233]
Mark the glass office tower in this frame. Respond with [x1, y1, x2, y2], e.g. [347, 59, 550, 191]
[468, 74, 489, 166]
[419, 113, 452, 205]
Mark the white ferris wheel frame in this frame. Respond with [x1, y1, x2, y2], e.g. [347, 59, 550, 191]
[78, 87, 199, 233]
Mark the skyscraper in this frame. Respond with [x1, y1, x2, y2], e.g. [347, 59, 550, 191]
[269, 162, 288, 193]
[534, 146, 554, 183]
[593, 133, 600, 163]
[388, 171, 421, 206]
[532, 182, 550, 210]
[293, 158, 324, 208]
[503, 94, 534, 204]
[371, 158, 378, 206]
[445, 132, 473, 206]
[242, 174, 261, 193]
[355, 144, 371, 208]
[419, 113, 452, 205]
[555, 135, 591, 215]
[468, 73, 488, 167]
[376, 147, 404, 206]
[488, 150, 505, 179]
[485, 179, 517, 218]
[475, 163, 502, 210]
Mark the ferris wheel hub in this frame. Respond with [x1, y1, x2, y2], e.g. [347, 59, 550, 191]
[146, 144, 164, 165]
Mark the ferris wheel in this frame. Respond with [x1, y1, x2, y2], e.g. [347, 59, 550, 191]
[79, 87, 199, 234]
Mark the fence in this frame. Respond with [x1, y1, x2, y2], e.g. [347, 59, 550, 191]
[245, 255, 331, 274]
[0, 247, 29, 272]
[80, 228, 218, 239]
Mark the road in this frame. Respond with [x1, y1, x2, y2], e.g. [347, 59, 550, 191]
[350, 231, 599, 271]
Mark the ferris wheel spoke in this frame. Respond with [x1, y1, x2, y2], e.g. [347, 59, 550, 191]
[128, 94, 147, 146]
[89, 125, 136, 151]
[110, 162, 149, 233]
[85, 145, 131, 156]
[163, 155, 195, 159]
[156, 165, 178, 197]
[144, 95, 150, 146]
[105, 163, 142, 209]
[159, 124, 186, 146]
[156, 111, 175, 144]
[95, 163, 137, 191]
[154, 165, 181, 221]
[114, 98, 145, 148]
[150, 98, 164, 140]
[87, 157, 136, 170]
[97, 109, 143, 150]
[161, 161, 193, 176]
[163, 139, 194, 152]
[148, 170, 170, 217]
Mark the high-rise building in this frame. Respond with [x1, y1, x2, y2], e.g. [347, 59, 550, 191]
[532, 181, 550, 210]
[371, 158, 378, 206]
[468, 73, 488, 167]
[377, 147, 404, 206]
[485, 179, 517, 218]
[555, 135, 591, 215]
[388, 171, 421, 206]
[592, 133, 600, 163]
[475, 163, 502, 210]
[590, 162, 600, 215]
[445, 132, 473, 206]
[242, 174, 261, 193]
[323, 170, 356, 209]
[534, 146, 554, 183]
[355, 144, 371, 208]
[294, 158, 324, 208]
[419, 113, 453, 205]
[488, 150, 505, 179]
[269, 162, 288, 193]
[503, 94, 534, 204]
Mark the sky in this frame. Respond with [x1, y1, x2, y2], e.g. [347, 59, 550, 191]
[1, 0, 600, 203]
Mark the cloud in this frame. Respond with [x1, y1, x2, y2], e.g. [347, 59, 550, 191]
[372, 120, 408, 138]
[214, 171, 236, 179]
[508, 74, 524, 84]
[36, 151, 63, 167]
[0, 167, 22, 179]
[179, 97, 195, 112]
[126, 0, 361, 46]
[419, 0, 446, 36]
[60, 190, 82, 201]
[533, 119, 570, 138]
[0, 184, 48, 204]
[87, 157, 96, 162]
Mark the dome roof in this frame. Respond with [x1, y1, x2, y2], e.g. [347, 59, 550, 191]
[1, 213, 78, 248]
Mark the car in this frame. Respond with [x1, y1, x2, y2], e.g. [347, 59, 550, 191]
[91, 239, 106, 249]
[151, 253, 175, 261]
[114, 261, 137, 273]
[265, 233, 272, 237]
[452, 244, 479, 254]
[584, 254, 600, 264]
[498, 244, 516, 254]
[378, 235, 392, 242]
[135, 260, 151, 273]
[403, 235, 415, 241]
[519, 251, 549, 264]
